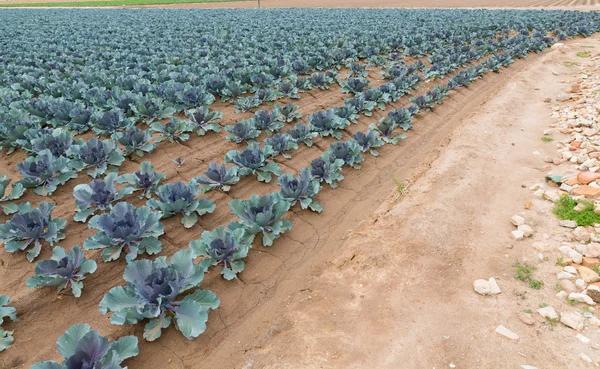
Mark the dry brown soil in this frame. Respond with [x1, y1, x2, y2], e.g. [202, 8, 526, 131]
[1, 19, 600, 369]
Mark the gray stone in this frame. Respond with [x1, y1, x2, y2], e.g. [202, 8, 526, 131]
[473, 279, 490, 295]
[560, 220, 578, 228]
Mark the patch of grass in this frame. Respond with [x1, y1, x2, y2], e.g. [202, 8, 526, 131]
[576, 51, 591, 58]
[566, 298, 578, 305]
[530, 280, 544, 289]
[583, 46, 595, 49]
[539, 302, 548, 308]
[593, 265, 600, 275]
[553, 195, 600, 227]
[391, 175, 407, 198]
[514, 261, 544, 290]
[541, 136, 554, 142]
[564, 61, 580, 67]
[0, 0, 248, 7]
[523, 308, 533, 313]
[555, 257, 568, 267]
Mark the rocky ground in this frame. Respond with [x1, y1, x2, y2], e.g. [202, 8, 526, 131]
[476, 42, 600, 367]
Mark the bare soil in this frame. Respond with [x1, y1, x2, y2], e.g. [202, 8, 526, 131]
[1, 18, 599, 369]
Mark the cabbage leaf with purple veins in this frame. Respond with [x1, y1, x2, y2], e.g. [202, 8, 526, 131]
[328, 140, 364, 169]
[233, 96, 261, 113]
[224, 142, 281, 183]
[30, 323, 138, 369]
[310, 155, 344, 189]
[113, 126, 156, 157]
[99, 250, 219, 341]
[340, 77, 370, 94]
[344, 96, 377, 116]
[150, 118, 194, 144]
[277, 168, 322, 213]
[229, 194, 291, 247]
[353, 130, 384, 156]
[0, 174, 25, 214]
[333, 106, 359, 124]
[287, 123, 317, 147]
[186, 107, 223, 136]
[66, 138, 125, 178]
[308, 109, 348, 140]
[224, 120, 261, 144]
[265, 133, 298, 159]
[84, 202, 164, 262]
[0, 295, 17, 352]
[193, 163, 239, 193]
[147, 181, 216, 228]
[0, 202, 66, 261]
[252, 110, 284, 135]
[273, 103, 302, 124]
[131, 96, 175, 121]
[117, 161, 166, 199]
[190, 222, 253, 280]
[26, 246, 97, 297]
[92, 109, 134, 137]
[30, 128, 77, 157]
[73, 173, 135, 222]
[368, 117, 408, 145]
[17, 150, 77, 196]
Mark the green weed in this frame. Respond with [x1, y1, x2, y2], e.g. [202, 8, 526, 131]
[553, 195, 600, 226]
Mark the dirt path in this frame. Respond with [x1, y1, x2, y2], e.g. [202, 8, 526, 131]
[186, 36, 600, 369]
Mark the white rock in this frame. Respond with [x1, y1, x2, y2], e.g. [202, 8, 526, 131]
[574, 227, 591, 242]
[489, 278, 501, 295]
[560, 220, 578, 228]
[521, 366, 539, 369]
[576, 243, 588, 254]
[518, 224, 533, 237]
[561, 311, 585, 331]
[565, 266, 578, 274]
[495, 325, 519, 340]
[544, 191, 560, 202]
[569, 292, 596, 305]
[559, 245, 573, 255]
[580, 353, 593, 363]
[577, 333, 591, 343]
[570, 250, 584, 264]
[538, 306, 558, 320]
[576, 279, 587, 289]
[529, 183, 541, 191]
[557, 291, 568, 299]
[561, 183, 574, 192]
[512, 230, 525, 240]
[589, 316, 600, 326]
[534, 189, 544, 198]
[473, 279, 490, 295]
[557, 271, 576, 280]
[511, 215, 526, 226]
[584, 242, 600, 257]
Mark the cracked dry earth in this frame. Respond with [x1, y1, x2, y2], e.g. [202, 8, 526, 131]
[3, 33, 599, 369]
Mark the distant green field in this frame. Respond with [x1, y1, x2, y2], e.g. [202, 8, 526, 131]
[0, 0, 248, 7]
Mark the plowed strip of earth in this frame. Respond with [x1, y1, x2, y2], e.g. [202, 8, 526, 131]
[1, 34, 596, 369]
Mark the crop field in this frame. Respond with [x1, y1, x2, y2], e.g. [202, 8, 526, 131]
[0, 7, 600, 369]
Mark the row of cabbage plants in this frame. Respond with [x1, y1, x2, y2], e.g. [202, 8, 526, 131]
[1, 8, 600, 369]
